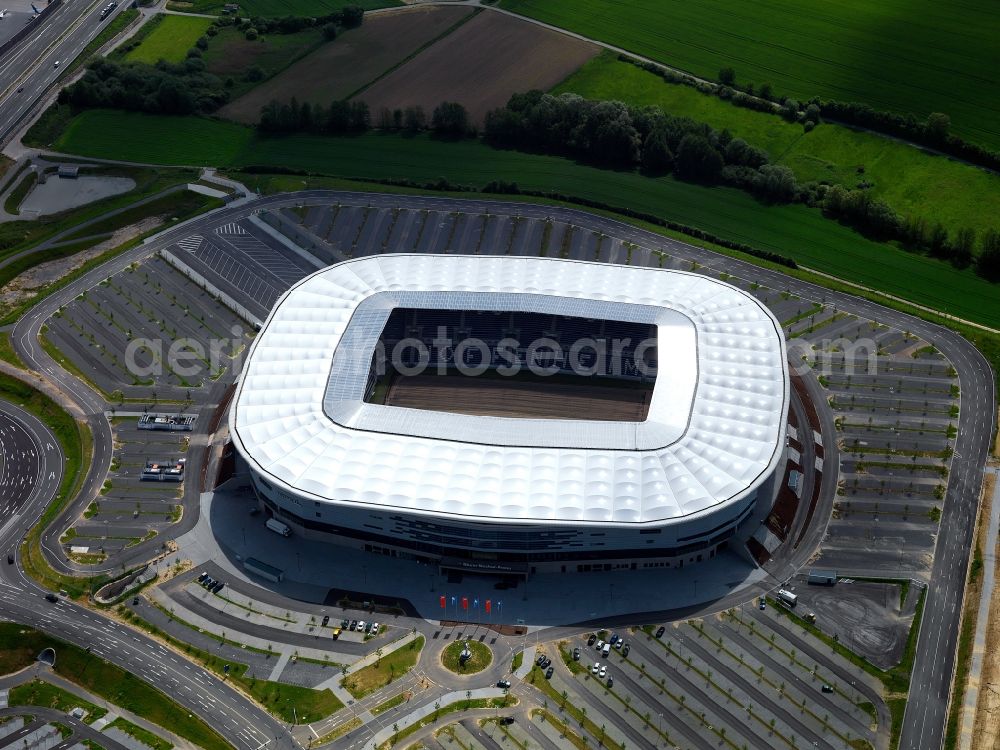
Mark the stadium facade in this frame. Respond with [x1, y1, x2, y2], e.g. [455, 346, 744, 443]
[231, 255, 789, 577]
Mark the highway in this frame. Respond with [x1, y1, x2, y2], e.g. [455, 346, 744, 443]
[4, 190, 995, 750]
[0, 0, 133, 145]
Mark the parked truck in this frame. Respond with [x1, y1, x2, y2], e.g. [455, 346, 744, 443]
[265, 518, 291, 537]
[777, 589, 798, 607]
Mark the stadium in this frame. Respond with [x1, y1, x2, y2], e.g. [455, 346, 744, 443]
[230, 254, 789, 579]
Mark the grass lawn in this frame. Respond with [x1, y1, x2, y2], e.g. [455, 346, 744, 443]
[242, 679, 342, 723]
[4, 171, 38, 215]
[554, 54, 1000, 238]
[10, 680, 107, 723]
[501, 0, 1000, 151]
[50, 109, 1000, 327]
[167, 0, 398, 17]
[343, 636, 424, 698]
[106, 718, 171, 750]
[441, 640, 492, 674]
[124, 14, 213, 64]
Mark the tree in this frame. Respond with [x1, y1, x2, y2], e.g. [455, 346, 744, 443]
[403, 105, 426, 132]
[341, 4, 364, 28]
[641, 129, 673, 174]
[977, 228, 1000, 281]
[321, 22, 337, 40]
[718, 67, 736, 86]
[925, 112, 950, 142]
[431, 101, 471, 136]
[244, 27, 258, 40]
[952, 227, 976, 267]
[753, 164, 798, 202]
[674, 134, 724, 183]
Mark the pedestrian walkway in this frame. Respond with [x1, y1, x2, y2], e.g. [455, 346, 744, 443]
[513, 645, 535, 679]
[960, 466, 1000, 750]
[147, 586, 359, 664]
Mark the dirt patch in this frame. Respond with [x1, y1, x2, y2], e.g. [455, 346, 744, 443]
[357, 9, 600, 124]
[0, 217, 160, 314]
[972, 472, 999, 748]
[218, 5, 474, 124]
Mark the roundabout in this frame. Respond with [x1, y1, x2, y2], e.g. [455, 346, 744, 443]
[440, 639, 493, 675]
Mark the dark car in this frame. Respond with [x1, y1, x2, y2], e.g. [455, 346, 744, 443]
[545, 666, 554, 679]
[44, 593, 58, 603]
[541, 656, 552, 669]
[213, 581, 225, 593]
[536, 654, 546, 667]
[321, 615, 330, 627]
[606, 676, 614, 688]
[655, 626, 665, 638]
[499, 717, 514, 726]
[197, 572, 209, 583]
[132, 596, 139, 605]
[587, 634, 597, 646]
[496, 679, 511, 689]
[572, 647, 581, 661]
[341, 618, 349, 629]
[759, 598, 767, 610]
[6, 553, 13, 565]
[821, 684, 834, 693]
[350, 619, 358, 631]
[622, 644, 630, 657]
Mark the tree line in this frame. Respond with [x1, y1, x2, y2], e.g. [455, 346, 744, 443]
[482, 90, 799, 203]
[623, 55, 1000, 175]
[258, 99, 473, 137]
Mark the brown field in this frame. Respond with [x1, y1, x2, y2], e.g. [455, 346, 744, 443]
[356, 9, 600, 124]
[383, 373, 651, 421]
[218, 5, 475, 124]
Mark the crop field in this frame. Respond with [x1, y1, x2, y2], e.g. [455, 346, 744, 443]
[358, 9, 600, 124]
[124, 14, 213, 64]
[501, 0, 1000, 151]
[166, 0, 398, 18]
[555, 55, 1000, 237]
[219, 5, 475, 124]
[202, 26, 325, 100]
[50, 110, 1000, 327]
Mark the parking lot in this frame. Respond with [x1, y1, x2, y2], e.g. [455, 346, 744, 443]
[62, 415, 190, 561]
[43, 254, 253, 402]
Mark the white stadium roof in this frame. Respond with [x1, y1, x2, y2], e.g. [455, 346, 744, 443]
[231, 255, 788, 526]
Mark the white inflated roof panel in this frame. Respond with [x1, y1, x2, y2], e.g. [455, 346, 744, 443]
[231, 255, 788, 526]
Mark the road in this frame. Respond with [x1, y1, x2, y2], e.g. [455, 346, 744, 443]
[0, 0, 132, 145]
[0, 397, 296, 750]
[6, 190, 995, 750]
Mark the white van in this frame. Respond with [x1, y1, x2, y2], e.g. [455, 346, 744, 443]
[601, 643, 611, 657]
[265, 518, 291, 537]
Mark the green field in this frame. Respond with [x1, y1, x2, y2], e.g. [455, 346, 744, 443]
[166, 0, 399, 17]
[50, 109, 1000, 327]
[501, 0, 1000, 151]
[554, 54, 1000, 237]
[125, 15, 213, 64]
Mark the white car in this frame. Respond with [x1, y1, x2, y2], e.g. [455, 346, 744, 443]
[370, 622, 380, 634]
[591, 662, 600, 675]
[356, 620, 366, 632]
[595, 639, 605, 650]
[599, 665, 607, 678]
